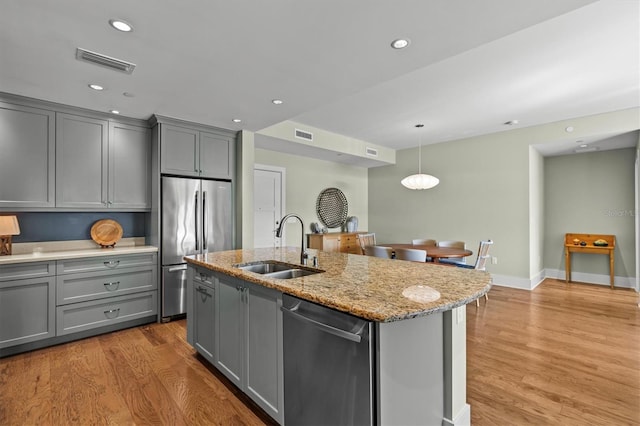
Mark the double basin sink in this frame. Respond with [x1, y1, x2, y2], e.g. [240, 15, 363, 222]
[235, 260, 323, 279]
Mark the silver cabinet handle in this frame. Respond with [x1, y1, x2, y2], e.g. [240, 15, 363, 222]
[104, 308, 120, 319]
[104, 260, 120, 268]
[103, 281, 120, 291]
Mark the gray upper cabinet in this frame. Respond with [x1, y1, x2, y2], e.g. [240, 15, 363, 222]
[56, 113, 109, 208]
[0, 102, 55, 208]
[109, 122, 151, 209]
[160, 123, 234, 180]
[56, 113, 151, 210]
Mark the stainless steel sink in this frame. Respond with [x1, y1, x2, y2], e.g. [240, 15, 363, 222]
[234, 260, 323, 279]
[264, 268, 320, 279]
[235, 261, 294, 274]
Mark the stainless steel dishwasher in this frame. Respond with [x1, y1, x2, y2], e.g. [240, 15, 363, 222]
[282, 294, 375, 426]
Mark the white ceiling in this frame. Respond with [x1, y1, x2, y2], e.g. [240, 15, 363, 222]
[1, 0, 638, 157]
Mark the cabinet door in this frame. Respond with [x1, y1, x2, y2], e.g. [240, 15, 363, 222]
[245, 283, 284, 423]
[193, 280, 216, 364]
[0, 103, 55, 208]
[109, 122, 151, 209]
[160, 124, 199, 176]
[199, 131, 233, 179]
[324, 235, 341, 252]
[215, 276, 244, 387]
[56, 113, 108, 208]
[0, 276, 55, 348]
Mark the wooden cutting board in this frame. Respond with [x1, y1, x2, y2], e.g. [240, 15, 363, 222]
[91, 219, 123, 248]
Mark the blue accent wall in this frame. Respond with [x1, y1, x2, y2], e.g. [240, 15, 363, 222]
[12, 212, 146, 243]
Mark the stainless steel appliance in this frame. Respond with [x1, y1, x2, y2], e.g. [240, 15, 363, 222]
[161, 176, 232, 319]
[282, 294, 375, 425]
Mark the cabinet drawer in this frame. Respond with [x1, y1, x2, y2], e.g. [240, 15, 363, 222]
[193, 267, 217, 286]
[0, 261, 55, 282]
[56, 291, 157, 336]
[56, 266, 157, 305]
[56, 253, 157, 275]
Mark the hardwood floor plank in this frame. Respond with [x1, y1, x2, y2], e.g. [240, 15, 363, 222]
[1, 278, 638, 425]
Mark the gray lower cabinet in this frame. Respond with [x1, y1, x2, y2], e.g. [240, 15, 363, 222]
[159, 123, 234, 180]
[187, 267, 283, 424]
[56, 113, 151, 210]
[0, 262, 56, 348]
[192, 272, 216, 364]
[1, 253, 158, 355]
[0, 102, 55, 208]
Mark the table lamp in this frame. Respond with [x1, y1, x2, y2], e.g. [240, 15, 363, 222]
[0, 215, 20, 255]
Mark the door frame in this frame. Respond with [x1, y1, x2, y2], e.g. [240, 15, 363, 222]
[253, 164, 286, 248]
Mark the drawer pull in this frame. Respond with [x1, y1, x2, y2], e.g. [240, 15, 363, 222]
[103, 281, 120, 291]
[104, 308, 120, 319]
[104, 260, 120, 268]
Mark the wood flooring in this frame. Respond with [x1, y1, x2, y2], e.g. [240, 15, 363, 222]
[1, 278, 638, 425]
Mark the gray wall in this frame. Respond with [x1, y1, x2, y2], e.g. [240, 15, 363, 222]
[368, 108, 639, 287]
[544, 148, 636, 278]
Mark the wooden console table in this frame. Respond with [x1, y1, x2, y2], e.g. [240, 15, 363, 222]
[565, 233, 616, 288]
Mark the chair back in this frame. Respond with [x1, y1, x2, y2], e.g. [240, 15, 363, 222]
[357, 233, 376, 254]
[364, 245, 393, 259]
[394, 248, 427, 262]
[412, 238, 436, 246]
[437, 240, 465, 249]
[473, 240, 493, 271]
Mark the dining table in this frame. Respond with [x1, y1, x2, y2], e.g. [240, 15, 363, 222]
[383, 243, 473, 264]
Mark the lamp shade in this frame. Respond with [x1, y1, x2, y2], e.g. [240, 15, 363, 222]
[0, 216, 20, 235]
[401, 173, 440, 190]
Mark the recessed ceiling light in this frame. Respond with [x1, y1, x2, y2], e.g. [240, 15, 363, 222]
[391, 39, 410, 49]
[565, 126, 574, 132]
[504, 120, 519, 125]
[579, 144, 588, 148]
[123, 92, 135, 97]
[232, 118, 242, 123]
[110, 109, 120, 115]
[88, 84, 104, 91]
[109, 19, 133, 32]
[272, 99, 283, 105]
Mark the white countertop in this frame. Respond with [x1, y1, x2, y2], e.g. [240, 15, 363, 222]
[0, 238, 158, 265]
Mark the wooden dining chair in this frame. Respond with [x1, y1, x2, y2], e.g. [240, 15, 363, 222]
[394, 247, 427, 262]
[412, 238, 436, 246]
[364, 245, 393, 259]
[357, 233, 376, 254]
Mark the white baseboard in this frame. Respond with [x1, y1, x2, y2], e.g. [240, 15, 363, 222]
[490, 270, 637, 291]
[442, 403, 471, 426]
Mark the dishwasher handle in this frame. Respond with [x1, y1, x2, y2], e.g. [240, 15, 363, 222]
[281, 302, 365, 343]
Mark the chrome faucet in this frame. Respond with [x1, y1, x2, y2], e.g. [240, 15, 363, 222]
[275, 213, 308, 265]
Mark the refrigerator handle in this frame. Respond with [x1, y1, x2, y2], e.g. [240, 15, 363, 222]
[194, 192, 199, 250]
[202, 191, 207, 250]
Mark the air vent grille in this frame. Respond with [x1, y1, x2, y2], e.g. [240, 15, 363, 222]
[365, 147, 378, 157]
[295, 128, 313, 141]
[76, 48, 136, 74]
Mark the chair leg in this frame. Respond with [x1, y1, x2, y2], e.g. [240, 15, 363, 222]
[484, 293, 488, 302]
[475, 298, 479, 307]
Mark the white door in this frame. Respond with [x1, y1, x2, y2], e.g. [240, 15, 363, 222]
[254, 165, 285, 248]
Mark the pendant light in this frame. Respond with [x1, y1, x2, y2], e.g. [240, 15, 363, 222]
[401, 124, 439, 190]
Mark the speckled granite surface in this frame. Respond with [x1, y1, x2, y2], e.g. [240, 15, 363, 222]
[185, 246, 491, 323]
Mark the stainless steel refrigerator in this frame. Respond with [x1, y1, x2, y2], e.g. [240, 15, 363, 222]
[161, 176, 232, 319]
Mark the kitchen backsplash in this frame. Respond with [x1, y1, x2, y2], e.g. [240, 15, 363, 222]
[12, 212, 146, 243]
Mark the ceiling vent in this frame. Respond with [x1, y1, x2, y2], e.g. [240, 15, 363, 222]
[295, 128, 313, 142]
[75, 48, 136, 74]
[365, 147, 378, 157]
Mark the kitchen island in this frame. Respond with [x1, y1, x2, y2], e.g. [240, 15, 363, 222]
[185, 246, 491, 425]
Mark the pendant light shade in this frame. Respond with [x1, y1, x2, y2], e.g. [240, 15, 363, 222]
[401, 124, 439, 190]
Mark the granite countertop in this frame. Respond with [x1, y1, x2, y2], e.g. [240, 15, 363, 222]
[0, 238, 158, 265]
[185, 246, 491, 322]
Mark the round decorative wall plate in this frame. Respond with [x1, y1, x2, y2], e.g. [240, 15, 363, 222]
[316, 188, 348, 229]
[91, 219, 123, 248]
